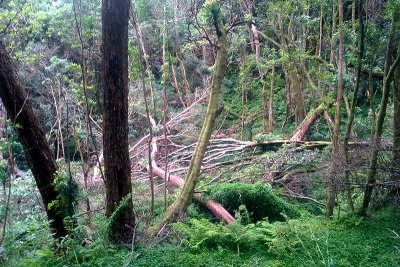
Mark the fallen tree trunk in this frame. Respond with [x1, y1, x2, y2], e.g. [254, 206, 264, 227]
[347, 62, 384, 79]
[266, 101, 332, 181]
[290, 102, 332, 142]
[148, 163, 235, 224]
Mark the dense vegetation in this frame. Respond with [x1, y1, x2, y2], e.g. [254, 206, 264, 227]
[0, 0, 399, 266]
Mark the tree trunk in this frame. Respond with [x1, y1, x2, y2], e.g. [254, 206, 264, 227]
[268, 63, 275, 133]
[155, 11, 229, 228]
[343, 0, 365, 212]
[316, 4, 323, 57]
[102, 0, 134, 242]
[0, 41, 68, 239]
[360, 9, 400, 216]
[329, 2, 337, 65]
[392, 55, 400, 196]
[326, 0, 344, 218]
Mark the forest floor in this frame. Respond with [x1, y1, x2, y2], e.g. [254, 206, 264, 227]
[3, 198, 399, 267]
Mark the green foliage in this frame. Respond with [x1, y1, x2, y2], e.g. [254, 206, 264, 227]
[235, 205, 251, 225]
[174, 218, 274, 252]
[0, 159, 8, 184]
[106, 193, 132, 237]
[0, 125, 29, 171]
[207, 182, 300, 223]
[199, 0, 225, 27]
[270, 208, 400, 267]
[49, 170, 79, 221]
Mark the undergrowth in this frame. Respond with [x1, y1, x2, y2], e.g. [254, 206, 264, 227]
[2, 175, 399, 267]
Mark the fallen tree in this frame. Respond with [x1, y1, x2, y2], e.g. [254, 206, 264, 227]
[145, 131, 235, 224]
[149, 163, 235, 224]
[290, 102, 333, 141]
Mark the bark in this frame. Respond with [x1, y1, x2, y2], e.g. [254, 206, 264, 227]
[360, 9, 400, 216]
[135, 13, 156, 216]
[239, 44, 248, 140]
[162, 5, 169, 210]
[0, 41, 68, 239]
[155, 13, 229, 228]
[262, 78, 268, 132]
[102, 0, 134, 242]
[171, 64, 186, 108]
[130, 13, 157, 115]
[316, 4, 323, 57]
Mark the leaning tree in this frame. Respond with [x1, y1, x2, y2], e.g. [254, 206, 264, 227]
[0, 41, 68, 239]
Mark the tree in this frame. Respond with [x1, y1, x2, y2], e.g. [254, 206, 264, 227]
[326, 0, 345, 218]
[343, 0, 365, 211]
[0, 41, 68, 239]
[102, 0, 134, 242]
[360, 7, 400, 215]
[393, 46, 400, 197]
[154, 0, 229, 228]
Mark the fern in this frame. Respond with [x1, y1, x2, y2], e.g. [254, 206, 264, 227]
[173, 218, 275, 252]
[106, 193, 132, 236]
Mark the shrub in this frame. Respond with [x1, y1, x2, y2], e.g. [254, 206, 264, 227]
[207, 182, 300, 223]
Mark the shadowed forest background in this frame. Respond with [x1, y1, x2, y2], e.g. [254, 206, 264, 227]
[0, 0, 399, 266]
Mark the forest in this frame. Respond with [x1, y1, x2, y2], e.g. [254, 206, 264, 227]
[0, 0, 399, 266]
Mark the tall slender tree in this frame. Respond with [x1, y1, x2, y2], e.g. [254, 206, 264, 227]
[154, 0, 229, 229]
[343, 0, 365, 211]
[326, 0, 345, 218]
[102, 0, 135, 242]
[360, 7, 400, 215]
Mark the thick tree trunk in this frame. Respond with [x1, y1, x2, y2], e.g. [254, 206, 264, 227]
[0, 41, 67, 239]
[155, 13, 229, 228]
[102, 0, 134, 242]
